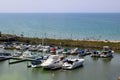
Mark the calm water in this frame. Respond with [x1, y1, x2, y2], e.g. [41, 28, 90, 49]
[0, 52, 120, 80]
[0, 13, 120, 40]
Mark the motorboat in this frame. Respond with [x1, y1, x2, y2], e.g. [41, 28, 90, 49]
[62, 58, 84, 70]
[100, 51, 113, 58]
[38, 46, 50, 53]
[50, 47, 56, 53]
[13, 50, 22, 57]
[56, 49, 63, 54]
[0, 53, 12, 61]
[62, 48, 70, 54]
[78, 50, 86, 56]
[30, 55, 49, 68]
[20, 50, 36, 58]
[71, 48, 79, 55]
[0, 49, 12, 61]
[29, 46, 38, 51]
[41, 55, 63, 69]
[84, 49, 92, 55]
[91, 51, 100, 57]
[100, 46, 114, 58]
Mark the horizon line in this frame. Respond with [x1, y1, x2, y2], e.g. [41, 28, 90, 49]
[0, 12, 120, 14]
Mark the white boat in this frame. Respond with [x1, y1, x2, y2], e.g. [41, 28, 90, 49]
[100, 46, 114, 58]
[84, 49, 92, 55]
[62, 58, 84, 70]
[42, 46, 50, 53]
[71, 48, 78, 55]
[41, 55, 63, 69]
[43, 48, 50, 53]
[0, 52, 12, 61]
[0, 49, 12, 60]
[20, 50, 36, 58]
[100, 51, 114, 58]
[91, 51, 100, 57]
[56, 49, 63, 54]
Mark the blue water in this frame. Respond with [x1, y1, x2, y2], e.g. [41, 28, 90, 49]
[0, 13, 120, 40]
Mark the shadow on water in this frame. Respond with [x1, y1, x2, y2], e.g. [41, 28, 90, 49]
[42, 67, 62, 72]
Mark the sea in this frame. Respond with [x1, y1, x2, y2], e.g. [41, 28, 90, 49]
[0, 13, 120, 40]
[0, 13, 120, 80]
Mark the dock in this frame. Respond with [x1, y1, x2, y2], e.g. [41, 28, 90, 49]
[8, 57, 36, 64]
[0, 57, 11, 61]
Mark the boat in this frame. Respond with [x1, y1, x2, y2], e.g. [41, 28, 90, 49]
[0, 49, 12, 61]
[78, 49, 92, 56]
[43, 46, 50, 53]
[13, 50, 22, 57]
[62, 58, 84, 70]
[100, 51, 113, 58]
[29, 46, 38, 51]
[38, 46, 50, 53]
[62, 48, 70, 54]
[84, 49, 92, 55]
[29, 55, 49, 68]
[0, 53, 12, 61]
[20, 50, 36, 58]
[100, 46, 114, 58]
[71, 48, 79, 55]
[78, 50, 86, 56]
[41, 55, 63, 69]
[91, 51, 100, 57]
[30, 58, 43, 68]
[50, 47, 56, 53]
[56, 49, 63, 54]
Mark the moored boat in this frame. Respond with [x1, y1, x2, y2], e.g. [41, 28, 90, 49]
[29, 55, 49, 68]
[41, 55, 63, 69]
[100, 46, 114, 58]
[62, 58, 84, 70]
[91, 51, 100, 57]
[0, 52, 12, 61]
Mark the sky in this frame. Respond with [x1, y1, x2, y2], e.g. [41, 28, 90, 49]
[0, 0, 120, 13]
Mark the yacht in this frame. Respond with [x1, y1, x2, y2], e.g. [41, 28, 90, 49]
[41, 55, 63, 69]
[62, 58, 84, 70]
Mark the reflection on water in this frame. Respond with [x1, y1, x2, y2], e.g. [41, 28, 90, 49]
[91, 57, 99, 61]
[101, 58, 112, 63]
[0, 52, 120, 80]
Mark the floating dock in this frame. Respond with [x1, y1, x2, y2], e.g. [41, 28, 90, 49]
[8, 57, 36, 64]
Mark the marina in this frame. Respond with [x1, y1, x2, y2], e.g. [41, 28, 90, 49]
[0, 49, 120, 80]
[0, 44, 119, 80]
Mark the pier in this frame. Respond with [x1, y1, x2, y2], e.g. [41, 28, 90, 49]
[8, 57, 36, 64]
